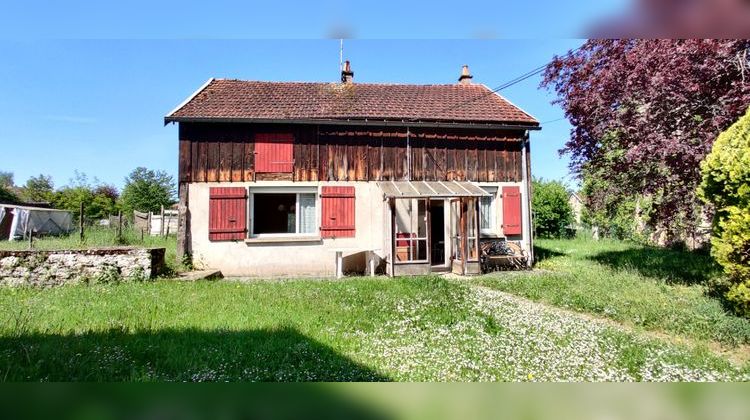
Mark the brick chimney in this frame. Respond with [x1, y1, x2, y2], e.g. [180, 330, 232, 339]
[458, 64, 473, 85]
[341, 60, 354, 84]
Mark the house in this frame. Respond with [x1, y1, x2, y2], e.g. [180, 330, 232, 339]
[165, 63, 540, 277]
[569, 192, 584, 227]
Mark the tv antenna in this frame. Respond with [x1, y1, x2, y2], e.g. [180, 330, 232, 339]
[339, 39, 344, 72]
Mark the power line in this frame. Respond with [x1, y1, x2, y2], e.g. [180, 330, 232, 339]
[425, 45, 584, 120]
[539, 117, 566, 125]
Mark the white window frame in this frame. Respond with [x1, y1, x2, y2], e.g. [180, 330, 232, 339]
[248, 187, 319, 238]
[480, 186, 497, 235]
[393, 197, 429, 264]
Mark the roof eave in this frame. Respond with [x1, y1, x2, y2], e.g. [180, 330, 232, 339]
[163, 116, 541, 131]
[480, 83, 540, 125]
[163, 78, 215, 125]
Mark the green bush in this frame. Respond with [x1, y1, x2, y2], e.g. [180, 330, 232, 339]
[699, 107, 750, 317]
[532, 178, 573, 238]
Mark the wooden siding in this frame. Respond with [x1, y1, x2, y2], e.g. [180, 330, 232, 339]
[178, 123, 526, 183]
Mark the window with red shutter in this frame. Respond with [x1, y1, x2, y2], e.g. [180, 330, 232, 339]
[255, 133, 294, 173]
[502, 186, 522, 236]
[209, 187, 247, 241]
[320, 186, 355, 238]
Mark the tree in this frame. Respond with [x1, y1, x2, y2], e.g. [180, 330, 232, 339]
[542, 40, 750, 239]
[0, 171, 19, 204]
[0, 184, 18, 204]
[699, 107, 750, 317]
[20, 174, 54, 203]
[0, 171, 14, 189]
[119, 167, 176, 214]
[52, 171, 119, 220]
[532, 178, 573, 238]
[580, 164, 653, 241]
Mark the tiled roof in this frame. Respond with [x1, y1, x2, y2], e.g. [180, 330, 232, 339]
[166, 79, 538, 126]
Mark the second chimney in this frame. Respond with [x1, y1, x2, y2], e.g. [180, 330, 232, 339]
[458, 65, 473, 85]
[341, 60, 354, 84]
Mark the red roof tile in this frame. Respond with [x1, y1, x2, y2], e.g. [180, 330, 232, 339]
[166, 79, 538, 126]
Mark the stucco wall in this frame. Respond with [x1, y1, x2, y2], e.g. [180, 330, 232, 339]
[188, 182, 387, 277]
[0, 247, 166, 287]
[188, 181, 529, 277]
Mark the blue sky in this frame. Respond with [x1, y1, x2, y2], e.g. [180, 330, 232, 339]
[1, 1, 626, 39]
[0, 39, 584, 190]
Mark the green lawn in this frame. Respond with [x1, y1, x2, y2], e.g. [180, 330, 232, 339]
[478, 237, 750, 349]
[1, 276, 748, 381]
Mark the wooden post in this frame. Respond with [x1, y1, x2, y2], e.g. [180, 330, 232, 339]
[147, 212, 152, 236]
[117, 211, 123, 241]
[79, 202, 85, 243]
[460, 199, 468, 275]
[524, 134, 534, 268]
[426, 198, 432, 272]
[475, 197, 481, 263]
[390, 198, 396, 277]
[160, 205, 165, 237]
[176, 183, 190, 262]
[27, 225, 33, 249]
[140, 228, 144, 241]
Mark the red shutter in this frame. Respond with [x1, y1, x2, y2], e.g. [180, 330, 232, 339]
[320, 186, 355, 238]
[255, 133, 294, 173]
[209, 187, 247, 241]
[502, 186, 522, 236]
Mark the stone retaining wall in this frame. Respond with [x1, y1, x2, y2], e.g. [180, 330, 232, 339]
[0, 247, 166, 287]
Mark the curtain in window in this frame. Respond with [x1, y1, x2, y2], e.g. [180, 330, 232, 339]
[298, 193, 317, 234]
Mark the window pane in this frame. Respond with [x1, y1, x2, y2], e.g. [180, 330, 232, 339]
[466, 198, 477, 238]
[298, 193, 317, 234]
[451, 200, 461, 260]
[468, 238, 478, 260]
[394, 198, 428, 262]
[417, 199, 427, 237]
[253, 193, 296, 234]
[480, 196, 492, 230]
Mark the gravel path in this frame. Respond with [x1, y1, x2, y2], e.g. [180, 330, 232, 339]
[352, 283, 749, 381]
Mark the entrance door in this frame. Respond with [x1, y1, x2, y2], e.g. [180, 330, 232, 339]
[448, 197, 481, 275]
[429, 200, 445, 266]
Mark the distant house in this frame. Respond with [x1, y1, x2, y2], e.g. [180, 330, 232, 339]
[165, 63, 540, 277]
[569, 192, 584, 227]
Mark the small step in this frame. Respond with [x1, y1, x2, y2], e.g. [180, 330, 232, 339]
[176, 269, 223, 282]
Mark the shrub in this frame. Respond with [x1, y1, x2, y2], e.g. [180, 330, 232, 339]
[699, 107, 750, 317]
[52, 172, 119, 220]
[532, 178, 573, 238]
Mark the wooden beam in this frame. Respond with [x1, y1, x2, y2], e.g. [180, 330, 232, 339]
[390, 198, 396, 277]
[177, 182, 190, 264]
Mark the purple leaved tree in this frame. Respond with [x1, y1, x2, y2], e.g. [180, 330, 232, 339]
[542, 39, 750, 237]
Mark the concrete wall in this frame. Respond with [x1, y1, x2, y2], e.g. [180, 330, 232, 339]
[0, 247, 165, 287]
[188, 181, 529, 277]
